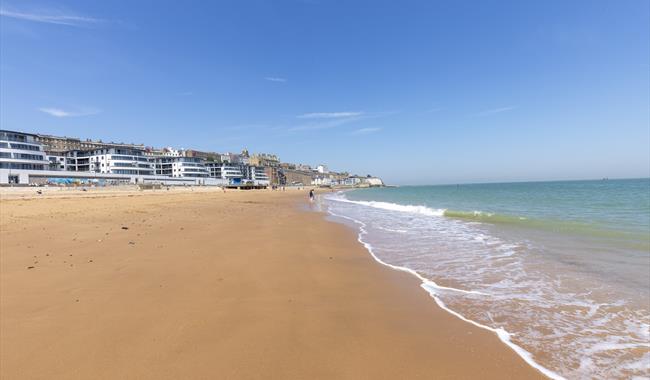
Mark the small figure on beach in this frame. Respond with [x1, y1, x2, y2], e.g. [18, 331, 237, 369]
[309, 189, 314, 202]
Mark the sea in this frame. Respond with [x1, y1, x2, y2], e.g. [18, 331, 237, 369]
[320, 178, 650, 379]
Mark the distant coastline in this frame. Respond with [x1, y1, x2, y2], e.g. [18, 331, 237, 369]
[0, 129, 384, 188]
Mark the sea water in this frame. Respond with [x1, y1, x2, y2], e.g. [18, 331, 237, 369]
[322, 178, 650, 379]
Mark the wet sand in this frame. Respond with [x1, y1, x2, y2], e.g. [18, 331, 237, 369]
[0, 188, 543, 379]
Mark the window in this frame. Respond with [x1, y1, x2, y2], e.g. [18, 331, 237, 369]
[0, 162, 45, 170]
[15, 153, 45, 161]
[0, 132, 28, 142]
[10, 143, 40, 151]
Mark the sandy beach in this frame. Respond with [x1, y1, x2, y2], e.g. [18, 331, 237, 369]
[0, 188, 543, 379]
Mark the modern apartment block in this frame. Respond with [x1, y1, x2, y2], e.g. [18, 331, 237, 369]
[167, 157, 209, 178]
[55, 147, 154, 175]
[85, 148, 155, 175]
[244, 165, 270, 185]
[0, 130, 50, 183]
[47, 152, 67, 171]
[205, 162, 243, 183]
[1, 130, 200, 185]
[1, 129, 381, 187]
[147, 148, 209, 178]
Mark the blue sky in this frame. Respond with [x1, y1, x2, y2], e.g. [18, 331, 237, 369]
[1, 0, 648, 184]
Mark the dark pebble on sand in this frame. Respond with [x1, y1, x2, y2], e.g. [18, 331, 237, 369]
[27, 266, 34, 269]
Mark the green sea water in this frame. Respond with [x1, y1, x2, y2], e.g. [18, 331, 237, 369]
[326, 178, 650, 378]
[347, 178, 650, 251]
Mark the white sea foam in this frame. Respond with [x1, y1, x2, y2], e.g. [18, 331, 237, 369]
[324, 202, 566, 380]
[328, 196, 446, 217]
[376, 226, 409, 233]
[322, 192, 650, 380]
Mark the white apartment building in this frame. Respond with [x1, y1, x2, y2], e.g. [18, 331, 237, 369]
[47, 152, 67, 171]
[240, 165, 270, 185]
[205, 162, 243, 183]
[169, 157, 208, 178]
[149, 148, 209, 178]
[0, 130, 50, 183]
[68, 148, 155, 175]
[251, 166, 269, 184]
[204, 162, 269, 186]
[0, 130, 221, 186]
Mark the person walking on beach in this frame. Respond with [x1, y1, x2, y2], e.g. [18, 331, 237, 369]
[309, 189, 314, 202]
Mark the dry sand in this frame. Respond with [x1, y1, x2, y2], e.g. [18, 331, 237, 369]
[0, 188, 543, 379]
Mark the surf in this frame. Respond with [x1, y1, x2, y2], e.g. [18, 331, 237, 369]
[322, 182, 650, 379]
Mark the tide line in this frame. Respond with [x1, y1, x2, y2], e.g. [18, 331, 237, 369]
[324, 205, 566, 380]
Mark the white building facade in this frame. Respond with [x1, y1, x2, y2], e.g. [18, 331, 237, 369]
[317, 164, 329, 174]
[84, 148, 155, 176]
[0, 130, 50, 170]
[0, 130, 50, 183]
[205, 162, 243, 183]
[148, 148, 209, 179]
[169, 157, 208, 178]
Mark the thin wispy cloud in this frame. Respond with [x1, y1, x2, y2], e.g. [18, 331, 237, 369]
[39, 107, 101, 118]
[288, 117, 358, 132]
[477, 106, 516, 116]
[264, 77, 287, 83]
[297, 111, 364, 119]
[288, 110, 396, 133]
[350, 127, 381, 135]
[0, 6, 103, 27]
